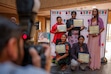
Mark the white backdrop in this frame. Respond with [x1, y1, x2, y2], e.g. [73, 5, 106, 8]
[50, 9, 108, 58]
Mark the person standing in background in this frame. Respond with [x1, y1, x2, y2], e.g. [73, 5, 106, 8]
[66, 11, 84, 47]
[50, 16, 65, 44]
[88, 8, 104, 70]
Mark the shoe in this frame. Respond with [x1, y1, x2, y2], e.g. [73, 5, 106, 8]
[79, 66, 86, 71]
[71, 68, 75, 71]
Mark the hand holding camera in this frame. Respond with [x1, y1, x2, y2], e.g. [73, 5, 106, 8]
[29, 44, 51, 72]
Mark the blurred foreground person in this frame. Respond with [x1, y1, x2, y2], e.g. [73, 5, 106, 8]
[0, 17, 51, 74]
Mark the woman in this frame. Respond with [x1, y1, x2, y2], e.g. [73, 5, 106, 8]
[55, 34, 71, 70]
[71, 35, 90, 71]
[66, 11, 84, 47]
[88, 8, 104, 70]
[50, 16, 65, 44]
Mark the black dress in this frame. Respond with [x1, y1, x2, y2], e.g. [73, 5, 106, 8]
[56, 42, 71, 65]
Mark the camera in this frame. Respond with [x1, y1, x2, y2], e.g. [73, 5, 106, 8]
[16, 0, 46, 68]
[22, 43, 46, 68]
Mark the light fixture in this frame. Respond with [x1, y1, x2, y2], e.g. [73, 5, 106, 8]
[92, 6, 96, 9]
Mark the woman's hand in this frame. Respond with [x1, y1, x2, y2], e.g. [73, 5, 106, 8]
[40, 44, 51, 73]
[71, 25, 74, 28]
[56, 57, 61, 62]
[80, 26, 85, 30]
[77, 59, 84, 63]
[67, 25, 74, 31]
[92, 34, 98, 37]
[54, 29, 58, 33]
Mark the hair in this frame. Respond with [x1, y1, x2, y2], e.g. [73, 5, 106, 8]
[0, 16, 22, 53]
[91, 8, 99, 25]
[62, 34, 67, 38]
[78, 35, 85, 40]
[71, 11, 77, 15]
[56, 16, 62, 20]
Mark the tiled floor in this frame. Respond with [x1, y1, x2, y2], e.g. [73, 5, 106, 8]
[51, 42, 111, 74]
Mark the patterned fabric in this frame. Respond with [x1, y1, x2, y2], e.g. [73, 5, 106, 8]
[68, 30, 79, 47]
[56, 42, 71, 65]
[66, 18, 81, 47]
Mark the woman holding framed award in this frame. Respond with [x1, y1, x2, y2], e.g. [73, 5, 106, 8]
[55, 34, 71, 70]
[71, 35, 90, 71]
[50, 16, 66, 44]
[66, 11, 85, 47]
[88, 8, 104, 70]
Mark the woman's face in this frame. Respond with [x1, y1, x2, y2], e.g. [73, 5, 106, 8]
[92, 9, 98, 17]
[71, 13, 76, 19]
[57, 18, 62, 24]
[78, 37, 84, 44]
[61, 35, 67, 42]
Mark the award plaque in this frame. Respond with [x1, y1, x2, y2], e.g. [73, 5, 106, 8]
[38, 32, 50, 43]
[78, 53, 89, 63]
[57, 25, 67, 32]
[89, 25, 99, 34]
[55, 45, 66, 53]
[73, 19, 84, 27]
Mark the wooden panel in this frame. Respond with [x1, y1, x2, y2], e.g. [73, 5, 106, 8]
[108, 10, 111, 24]
[0, 0, 15, 7]
[40, 0, 111, 10]
[0, 5, 16, 14]
[38, 16, 46, 32]
[0, 0, 16, 14]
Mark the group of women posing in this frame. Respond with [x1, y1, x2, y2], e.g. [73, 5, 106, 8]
[50, 8, 104, 71]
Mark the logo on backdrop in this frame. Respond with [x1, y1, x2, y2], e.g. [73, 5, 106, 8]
[52, 11, 62, 15]
[80, 10, 107, 15]
[66, 11, 71, 15]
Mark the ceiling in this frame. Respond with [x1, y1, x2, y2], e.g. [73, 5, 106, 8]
[0, 0, 111, 17]
[38, 2, 111, 16]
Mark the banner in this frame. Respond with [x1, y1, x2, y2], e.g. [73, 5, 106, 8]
[51, 9, 108, 58]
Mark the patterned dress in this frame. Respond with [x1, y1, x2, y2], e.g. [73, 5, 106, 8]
[66, 18, 81, 47]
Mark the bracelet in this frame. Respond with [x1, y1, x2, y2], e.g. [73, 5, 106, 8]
[96, 33, 100, 36]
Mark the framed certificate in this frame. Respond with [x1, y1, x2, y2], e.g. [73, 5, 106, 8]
[89, 25, 99, 34]
[78, 53, 89, 63]
[73, 19, 84, 27]
[38, 32, 50, 43]
[55, 45, 66, 53]
[57, 25, 67, 32]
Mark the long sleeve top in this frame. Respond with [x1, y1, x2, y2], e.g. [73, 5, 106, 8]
[71, 43, 90, 60]
[50, 23, 65, 43]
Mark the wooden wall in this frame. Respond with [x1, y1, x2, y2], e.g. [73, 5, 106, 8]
[37, 16, 46, 32]
[108, 10, 111, 24]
